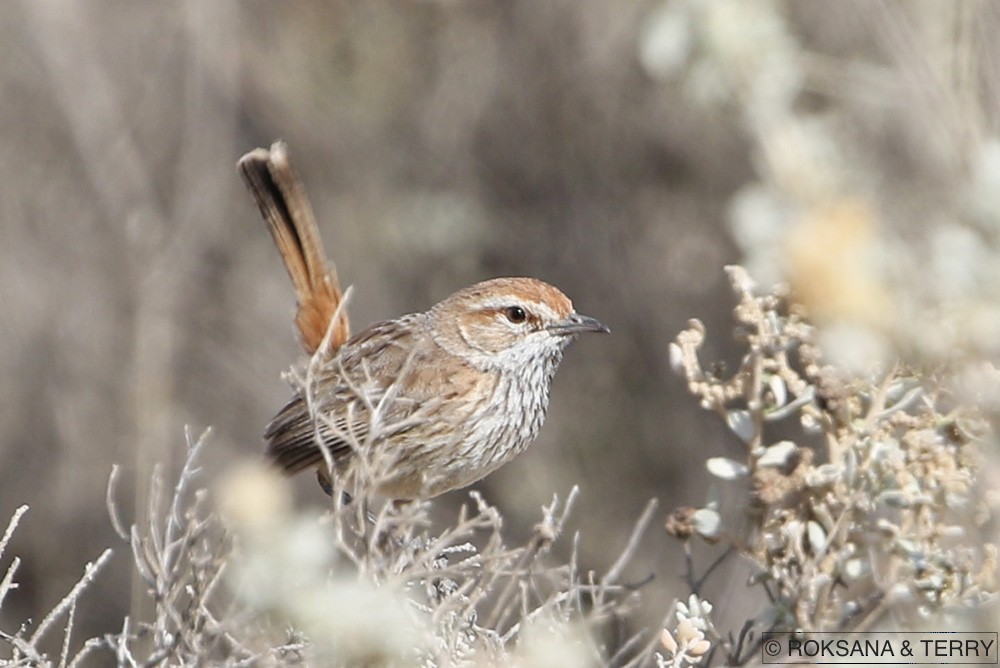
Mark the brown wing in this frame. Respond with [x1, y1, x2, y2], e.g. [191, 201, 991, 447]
[264, 315, 428, 475]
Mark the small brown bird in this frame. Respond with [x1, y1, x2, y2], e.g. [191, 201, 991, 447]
[239, 143, 608, 500]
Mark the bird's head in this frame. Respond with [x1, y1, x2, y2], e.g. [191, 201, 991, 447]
[430, 277, 609, 371]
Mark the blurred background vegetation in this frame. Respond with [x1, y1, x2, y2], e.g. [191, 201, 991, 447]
[2, 0, 999, 653]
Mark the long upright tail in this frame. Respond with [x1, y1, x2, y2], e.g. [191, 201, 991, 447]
[238, 142, 350, 354]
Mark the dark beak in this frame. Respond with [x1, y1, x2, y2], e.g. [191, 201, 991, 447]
[548, 313, 610, 336]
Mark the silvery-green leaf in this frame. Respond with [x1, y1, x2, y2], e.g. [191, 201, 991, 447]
[887, 583, 914, 603]
[954, 416, 983, 442]
[725, 409, 755, 443]
[842, 559, 865, 581]
[869, 441, 884, 460]
[706, 457, 749, 480]
[806, 520, 827, 553]
[939, 525, 964, 538]
[692, 596, 712, 616]
[875, 519, 898, 535]
[812, 505, 835, 533]
[765, 386, 815, 421]
[782, 519, 804, 544]
[757, 441, 797, 468]
[692, 508, 722, 541]
[805, 463, 840, 487]
[668, 342, 685, 375]
[945, 492, 969, 509]
[878, 490, 909, 508]
[878, 386, 923, 419]
[844, 447, 857, 484]
[894, 537, 921, 557]
[767, 375, 787, 408]
[885, 379, 910, 402]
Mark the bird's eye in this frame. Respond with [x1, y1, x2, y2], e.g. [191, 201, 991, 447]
[505, 306, 527, 324]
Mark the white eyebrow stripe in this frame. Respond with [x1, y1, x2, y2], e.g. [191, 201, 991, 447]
[475, 296, 530, 310]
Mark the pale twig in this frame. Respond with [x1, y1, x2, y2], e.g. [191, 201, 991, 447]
[67, 637, 104, 668]
[128, 524, 155, 586]
[0, 628, 41, 663]
[29, 548, 113, 646]
[110, 616, 138, 667]
[304, 286, 354, 479]
[0, 556, 21, 610]
[620, 612, 674, 668]
[486, 489, 577, 631]
[144, 463, 166, 581]
[168, 426, 211, 539]
[0, 505, 28, 560]
[602, 497, 658, 588]
[105, 465, 129, 541]
[58, 598, 76, 668]
[606, 627, 649, 667]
